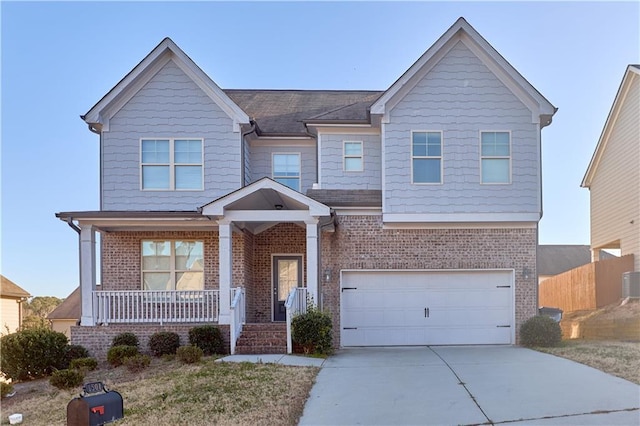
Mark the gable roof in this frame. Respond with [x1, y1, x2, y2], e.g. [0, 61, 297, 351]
[370, 17, 556, 127]
[47, 287, 80, 320]
[0, 275, 31, 299]
[82, 38, 250, 132]
[581, 64, 640, 188]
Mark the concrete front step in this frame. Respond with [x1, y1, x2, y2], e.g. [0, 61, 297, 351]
[234, 323, 288, 354]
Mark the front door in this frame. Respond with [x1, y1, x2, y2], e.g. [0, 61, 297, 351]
[273, 256, 303, 322]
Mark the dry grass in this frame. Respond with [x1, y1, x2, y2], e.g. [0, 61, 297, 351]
[1, 357, 319, 425]
[535, 340, 640, 385]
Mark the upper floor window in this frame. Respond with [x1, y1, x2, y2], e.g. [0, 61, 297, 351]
[412, 131, 442, 184]
[344, 141, 363, 172]
[273, 153, 300, 191]
[142, 240, 204, 291]
[480, 132, 511, 184]
[141, 138, 203, 190]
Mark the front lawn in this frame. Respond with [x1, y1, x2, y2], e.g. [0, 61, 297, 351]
[1, 357, 319, 425]
[535, 340, 640, 385]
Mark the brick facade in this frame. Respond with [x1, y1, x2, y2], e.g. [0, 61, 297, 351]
[83, 217, 536, 352]
[320, 215, 537, 346]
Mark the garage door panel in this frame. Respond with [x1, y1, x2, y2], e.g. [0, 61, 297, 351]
[341, 270, 514, 346]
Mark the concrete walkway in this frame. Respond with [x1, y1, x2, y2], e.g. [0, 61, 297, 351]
[299, 346, 640, 425]
[216, 353, 325, 367]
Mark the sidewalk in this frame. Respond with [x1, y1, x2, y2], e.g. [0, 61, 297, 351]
[216, 354, 326, 367]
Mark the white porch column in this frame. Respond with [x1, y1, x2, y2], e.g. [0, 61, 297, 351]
[218, 220, 232, 324]
[306, 218, 319, 306]
[591, 248, 601, 262]
[79, 224, 96, 326]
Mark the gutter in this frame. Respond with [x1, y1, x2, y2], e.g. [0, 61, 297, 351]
[65, 217, 81, 234]
[241, 120, 257, 187]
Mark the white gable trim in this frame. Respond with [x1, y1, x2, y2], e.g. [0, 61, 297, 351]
[201, 178, 331, 217]
[581, 65, 639, 188]
[371, 18, 556, 125]
[83, 38, 249, 132]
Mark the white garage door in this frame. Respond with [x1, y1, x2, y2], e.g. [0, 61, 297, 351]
[341, 270, 513, 346]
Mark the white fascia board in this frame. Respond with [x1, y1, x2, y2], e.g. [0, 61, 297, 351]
[313, 126, 381, 135]
[383, 212, 541, 223]
[83, 38, 249, 131]
[582, 68, 637, 188]
[370, 18, 555, 121]
[382, 221, 537, 230]
[201, 178, 330, 217]
[222, 210, 313, 222]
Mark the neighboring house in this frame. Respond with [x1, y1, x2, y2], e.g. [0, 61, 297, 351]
[47, 287, 81, 337]
[582, 65, 640, 272]
[537, 245, 616, 284]
[0, 275, 31, 335]
[56, 17, 556, 356]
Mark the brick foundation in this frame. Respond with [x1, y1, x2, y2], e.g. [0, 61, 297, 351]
[71, 324, 230, 361]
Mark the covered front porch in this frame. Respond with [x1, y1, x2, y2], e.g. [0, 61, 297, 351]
[57, 178, 332, 354]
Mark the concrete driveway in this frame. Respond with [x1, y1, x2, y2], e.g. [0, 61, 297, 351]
[299, 346, 640, 425]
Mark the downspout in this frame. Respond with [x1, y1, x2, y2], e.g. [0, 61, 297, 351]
[317, 210, 336, 311]
[241, 121, 257, 187]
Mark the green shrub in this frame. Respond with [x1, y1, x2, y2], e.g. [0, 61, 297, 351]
[0, 327, 69, 380]
[123, 354, 151, 373]
[64, 344, 90, 367]
[520, 315, 562, 347]
[49, 369, 84, 390]
[107, 345, 139, 367]
[148, 331, 181, 356]
[111, 332, 139, 348]
[292, 305, 333, 355]
[188, 325, 225, 355]
[176, 345, 203, 364]
[1, 382, 14, 398]
[69, 357, 98, 372]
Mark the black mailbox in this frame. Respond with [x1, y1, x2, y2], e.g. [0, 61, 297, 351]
[67, 382, 123, 426]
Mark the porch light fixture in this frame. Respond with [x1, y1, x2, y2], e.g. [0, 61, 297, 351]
[522, 267, 531, 280]
[274, 204, 283, 210]
[323, 268, 332, 282]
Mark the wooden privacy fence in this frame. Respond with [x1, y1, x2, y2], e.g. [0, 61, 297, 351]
[539, 254, 634, 313]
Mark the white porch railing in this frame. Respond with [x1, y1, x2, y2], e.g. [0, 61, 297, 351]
[285, 287, 308, 354]
[229, 287, 246, 355]
[93, 290, 219, 325]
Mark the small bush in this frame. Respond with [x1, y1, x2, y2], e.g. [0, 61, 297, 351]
[123, 354, 151, 373]
[111, 332, 139, 348]
[107, 345, 139, 367]
[189, 325, 225, 355]
[176, 345, 203, 364]
[69, 357, 98, 372]
[64, 344, 90, 367]
[50, 369, 84, 390]
[148, 331, 181, 356]
[0, 327, 69, 380]
[292, 304, 333, 355]
[1, 382, 14, 398]
[520, 315, 562, 347]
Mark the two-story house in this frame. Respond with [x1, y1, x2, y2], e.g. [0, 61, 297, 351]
[57, 18, 556, 357]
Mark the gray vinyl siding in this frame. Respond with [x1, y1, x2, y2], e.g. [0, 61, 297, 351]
[249, 144, 317, 193]
[384, 41, 539, 215]
[320, 134, 381, 189]
[102, 60, 241, 210]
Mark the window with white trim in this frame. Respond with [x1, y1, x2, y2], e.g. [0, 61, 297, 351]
[142, 241, 204, 291]
[343, 141, 363, 171]
[273, 153, 301, 191]
[141, 138, 203, 190]
[412, 131, 442, 184]
[480, 132, 511, 184]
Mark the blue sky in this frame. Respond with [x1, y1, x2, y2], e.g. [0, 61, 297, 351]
[2, 1, 639, 298]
